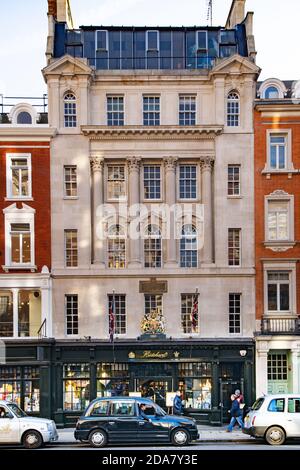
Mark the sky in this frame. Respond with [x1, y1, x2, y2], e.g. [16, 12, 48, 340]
[0, 0, 299, 97]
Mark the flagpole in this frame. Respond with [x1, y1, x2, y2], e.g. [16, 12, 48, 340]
[190, 287, 199, 358]
[112, 289, 116, 364]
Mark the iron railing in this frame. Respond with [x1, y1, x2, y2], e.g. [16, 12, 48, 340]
[37, 319, 47, 339]
[0, 95, 48, 114]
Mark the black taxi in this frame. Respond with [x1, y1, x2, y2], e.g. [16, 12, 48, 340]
[74, 397, 199, 447]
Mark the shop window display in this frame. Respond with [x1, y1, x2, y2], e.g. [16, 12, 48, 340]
[63, 363, 90, 411]
[96, 363, 129, 397]
[0, 366, 40, 412]
[178, 362, 212, 409]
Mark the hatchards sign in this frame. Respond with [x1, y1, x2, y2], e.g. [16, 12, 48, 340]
[128, 350, 180, 360]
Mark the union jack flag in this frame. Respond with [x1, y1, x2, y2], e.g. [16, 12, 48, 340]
[191, 289, 199, 331]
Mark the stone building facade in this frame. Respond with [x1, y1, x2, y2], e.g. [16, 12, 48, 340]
[40, 0, 260, 425]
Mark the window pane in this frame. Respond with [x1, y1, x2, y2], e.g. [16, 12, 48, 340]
[64, 166, 77, 197]
[18, 290, 41, 337]
[65, 230, 78, 267]
[108, 294, 126, 335]
[227, 165, 240, 196]
[279, 145, 286, 169]
[179, 165, 197, 198]
[197, 31, 207, 50]
[22, 233, 31, 262]
[172, 31, 185, 70]
[268, 284, 277, 311]
[65, 294, 78, 335]
[280, 284, 289, 310]
[179, 96, 196, 126]
[147, 31, 158, 50]
[11, 234, 20, 262]
[265, 86, 279, 99]
[110, 401, 135, 416]
[97, 30, 107, 50]
[0, 292, 13, 337]
[144, 165, 161, 199]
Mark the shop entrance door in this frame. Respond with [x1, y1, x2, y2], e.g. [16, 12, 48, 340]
[219, 379, 244, 424]
[135, 378, 173, 409]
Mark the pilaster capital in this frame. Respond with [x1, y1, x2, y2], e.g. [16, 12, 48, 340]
[127, 157, 141, 173]
[90, 156, 104, 172]
[164, 156, 178, 171]
[201, 156, 214, 171]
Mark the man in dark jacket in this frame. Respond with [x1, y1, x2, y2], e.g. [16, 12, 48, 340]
[173, 391, 183, 415]
[226, 394, 244, 432]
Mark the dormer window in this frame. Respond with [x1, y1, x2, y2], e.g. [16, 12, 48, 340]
[9, 103, 36, 125]
[259, 79, 286, 100]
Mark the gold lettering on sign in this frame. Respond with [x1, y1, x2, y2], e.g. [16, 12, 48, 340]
[141, 351, 168, 359]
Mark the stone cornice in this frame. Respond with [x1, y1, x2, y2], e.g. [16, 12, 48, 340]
[255, 103, 300, 113]
[81, 125, 223, 140]
[0, 127, 57, 140]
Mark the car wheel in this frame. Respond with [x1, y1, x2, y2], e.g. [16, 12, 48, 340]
[23, 430, 43, 449]
[265, 426, 286, 446]
[88, 429, 107, 448]
[171, 428, 190, 446]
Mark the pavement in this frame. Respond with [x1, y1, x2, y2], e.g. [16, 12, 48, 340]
[57, 425, 253, 444]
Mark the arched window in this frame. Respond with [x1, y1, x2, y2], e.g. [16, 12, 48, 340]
[264, 86, 279, 99]
[64, 92, 77, 127]
[180, 224, 197, 268]
[17, 112, 32, 124]
[108, 224, 126, 268]
[227, 91, 240, 127]
[144, 224, 162, 268]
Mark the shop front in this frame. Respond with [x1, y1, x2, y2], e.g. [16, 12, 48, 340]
[0, 339, 254, 426]
[52, 339, 255, 427]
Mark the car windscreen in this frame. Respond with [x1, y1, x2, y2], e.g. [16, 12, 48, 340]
[251, 397, 265, 411]
[7, 403, 27, 418]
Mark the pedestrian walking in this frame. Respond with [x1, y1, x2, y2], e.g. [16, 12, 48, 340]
[235, 389, 249, 421]
[226, 393, 244, 432]
[173, 391, 184, 415]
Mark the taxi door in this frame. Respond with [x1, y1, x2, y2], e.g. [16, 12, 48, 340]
[0, 406, 20, 443]
[286, 398, 300, 437]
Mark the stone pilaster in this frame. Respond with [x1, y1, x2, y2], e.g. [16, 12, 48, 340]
[127, 157, 141, 267]
[201, 156, 214, 264]
[90, 156, 105, 266]
[164, 157, 178, 267]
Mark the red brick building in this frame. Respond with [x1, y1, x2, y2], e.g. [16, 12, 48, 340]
[0, 101, 55, 339]
[254, 78, 300, 395]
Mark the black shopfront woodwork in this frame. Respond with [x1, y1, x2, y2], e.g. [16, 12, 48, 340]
[0, 338, 254, 427]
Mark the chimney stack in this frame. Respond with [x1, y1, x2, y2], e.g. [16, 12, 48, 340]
[47, 0, 73, 28]
[225, 0, 246, 29]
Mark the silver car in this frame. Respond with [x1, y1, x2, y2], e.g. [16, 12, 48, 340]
[243, 394, 300, 445]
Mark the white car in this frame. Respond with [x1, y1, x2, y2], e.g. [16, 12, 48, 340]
[243, 394, 300, 445]
[0, 400, 58, 448]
